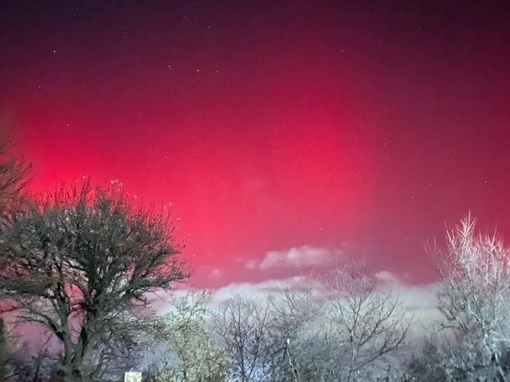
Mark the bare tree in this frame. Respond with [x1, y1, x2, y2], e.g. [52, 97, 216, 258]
[208, 286, 322, 382]
[212, 267, 409, 382]
[316, 262, 411, 382]
[426, 216, 510, 382]
[213, 294, 273, 382]
[87, 313, 158, 381]
[0, 123, 32, 315]
[0, 180, 188, 382]
[0, 122, 31, 222]
[264, 288, 323, 382]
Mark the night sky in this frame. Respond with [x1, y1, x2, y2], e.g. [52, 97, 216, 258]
[1, 0, 509, 288]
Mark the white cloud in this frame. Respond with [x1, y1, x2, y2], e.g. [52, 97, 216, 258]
[248, 245, 342, 270]
[209, 273, 441, 333]
[209, 275, 326, 303]
[375, 270, 401, 289]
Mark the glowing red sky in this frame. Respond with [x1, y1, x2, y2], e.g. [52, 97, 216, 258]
[1, 1, 509, 287]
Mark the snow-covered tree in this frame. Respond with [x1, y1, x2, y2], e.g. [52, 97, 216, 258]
[405, 216, 510, 382]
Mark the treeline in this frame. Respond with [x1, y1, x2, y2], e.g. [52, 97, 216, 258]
[144, 265, 409, 382]
[142, 218, 510, 382]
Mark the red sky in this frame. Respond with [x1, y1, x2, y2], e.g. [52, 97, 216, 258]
[1, 0, 510, 287]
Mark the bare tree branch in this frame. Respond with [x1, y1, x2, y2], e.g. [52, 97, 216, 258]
[0, 180, 188, 382]
[408, 216, 510, 382]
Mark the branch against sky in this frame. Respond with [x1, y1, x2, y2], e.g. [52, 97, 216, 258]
[209, 265, 410, 382]
[0, 121, 31, 221]
[306, 261, 411, 382]
[212, 294, 273, 382]
[0, 180, 188, 382]
[422, 216, 510, 381]
[264, 287, 323, 382]
[0, 122, 32, 315]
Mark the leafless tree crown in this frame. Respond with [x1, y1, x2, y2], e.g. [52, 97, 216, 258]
[0, 180, 188, 382]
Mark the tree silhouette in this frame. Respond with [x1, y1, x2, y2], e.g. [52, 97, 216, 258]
[0, 180, 188, 382]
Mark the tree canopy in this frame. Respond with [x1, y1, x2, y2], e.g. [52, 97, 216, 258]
[0, 180, 188, 382]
